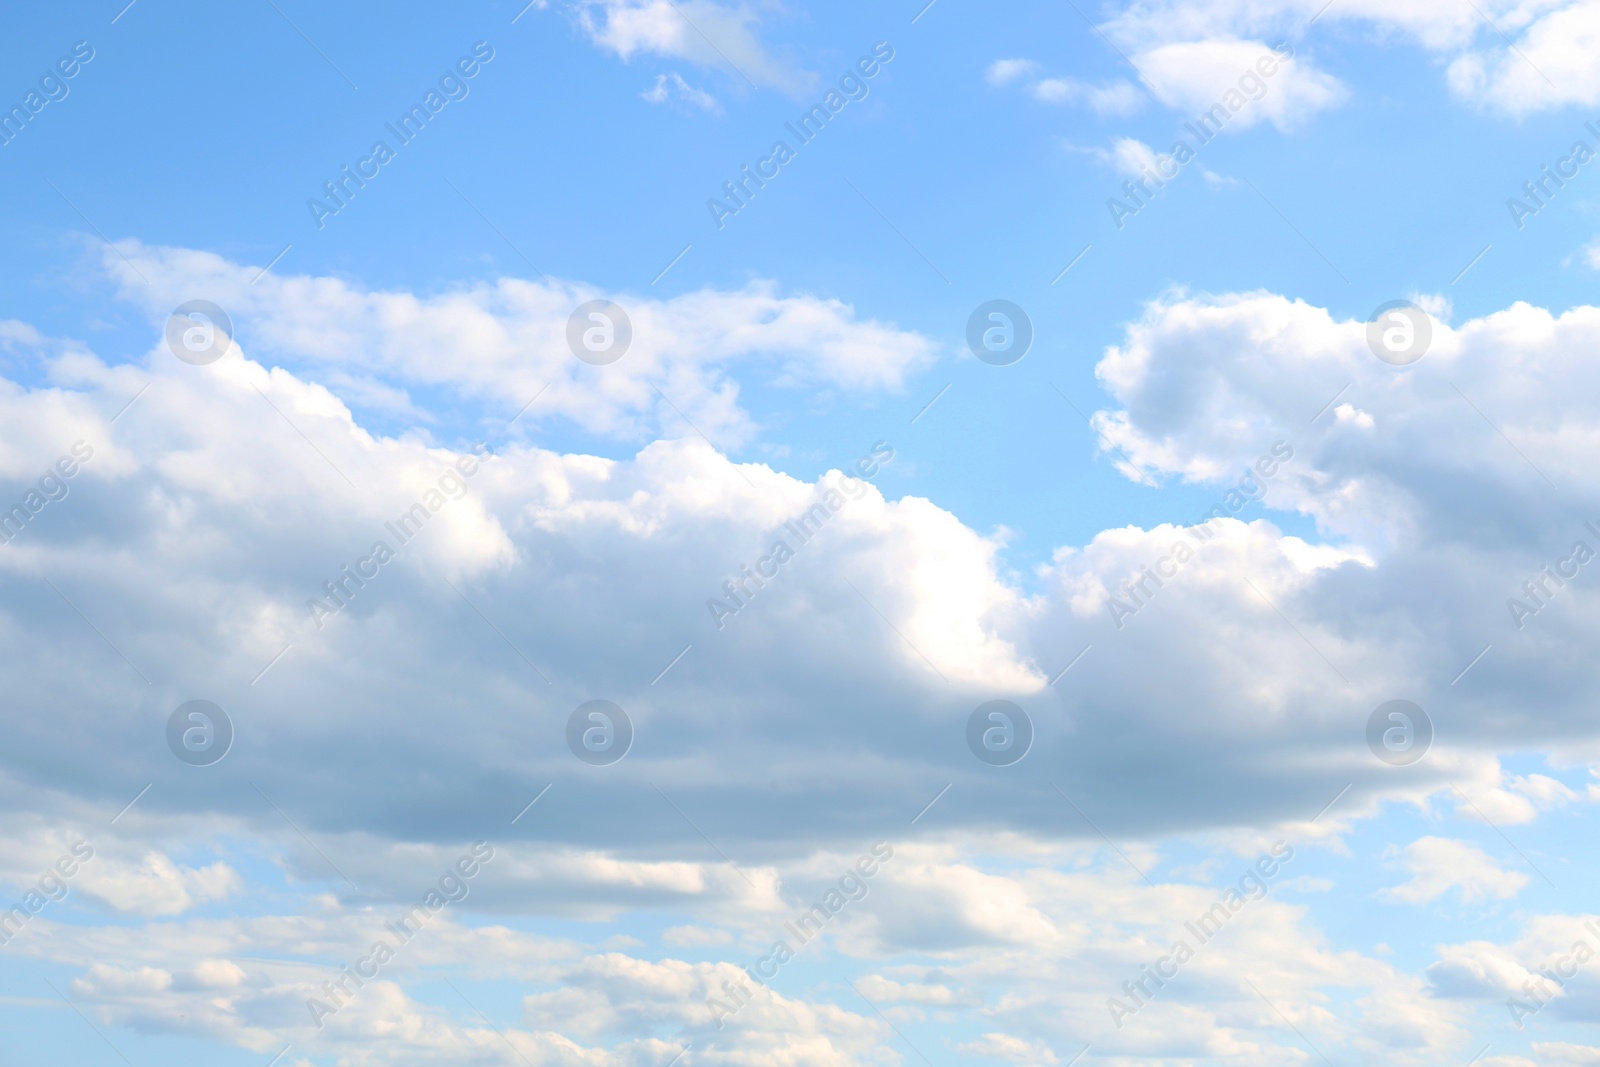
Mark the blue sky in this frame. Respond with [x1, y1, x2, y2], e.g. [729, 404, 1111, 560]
[5, 0, 1600, 1065]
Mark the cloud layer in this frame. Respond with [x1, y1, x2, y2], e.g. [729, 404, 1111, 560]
[7, 250, 1600, 1064]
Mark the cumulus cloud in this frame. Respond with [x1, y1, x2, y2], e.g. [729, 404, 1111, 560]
[1529, 1042, 1600, 1066]
[97, 242, 936, 449]
[1428, 913, 1600, 1036]
[1131, 38, 1346, 131]
[15, 838, 1476, 1066]
[1379, 836, 1531, 905]
[1446, 1, 1600, 114]
[15, 249, 1600, 1062]
[1096, 0, 1600, 115]
[11, 267, 1600, 872]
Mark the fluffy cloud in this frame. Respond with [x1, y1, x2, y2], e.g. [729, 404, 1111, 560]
[98, 242, 936, 450]
[1098, 0, 1600, 115]
[16, 249, 1600, 1062]
[1130, 38, 1346, 131]
[13, 264, 1600, 869]
[13, 839, 1475, 1066]
[957, 1031, 1061, 1063]
[1379, 836, 1531, 904]
[1447, 1, 1600, 114]
[1429, 914, 1600, 1034]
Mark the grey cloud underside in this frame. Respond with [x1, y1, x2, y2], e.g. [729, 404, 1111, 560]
[4, 278, 1599, 901]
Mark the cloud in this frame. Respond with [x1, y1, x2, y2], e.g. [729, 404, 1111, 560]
[19, 838, 1476, 1065]
[640, 71, 720, 112]
[98, 242, 936, 450]
[1446, 1, 1600, 114]
[14, 254, 1600, 1061]
[1104, 136, 1163, 178]
[10, 269, 1600, 873]
[1096, 0, 1600, 115]
[1131, 38, 1346, 131]
[1033, 77, 1144, 115]
[1427, 912, 1600, 1034]
[957, 1031, 1061, 1064]
[1531, 1043, 1600, 1066]
[986, 58, 1039, 86]
[1455, 772, 1583, 825]
[1093, 136, 1236, 188]
[987, 58, 1143, 116]
[576, 0, 812, 95]
[1379, 837, 1531, 905]
[0, 828, 240, 918]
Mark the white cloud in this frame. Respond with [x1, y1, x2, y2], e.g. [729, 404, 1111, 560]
[6, 266, 1596, 873]
[13, 838, 1479, 1066]
[1096, 0, 1600, 114]
[576, 0, 812, 95]
[1031, 77, 1144, 115]
[641, 71, 720, 112]
[1106, 136, 1162, 178]
[986, 58, 1039, 86]
[1531, 1042, 1600, 1066]
[957, 1031, 1060, 1064]
[14, 253, 1600, 1061]
[1458, 771, 1584, 824]
[1447, 1, 1600, 114]
[987, 58, 1143, 116]
[99, 242, 936, 450]
[1380, 837, 1530, 905]
[1428, 912, 1600, 1035]
[1131, 38, 1347, 131]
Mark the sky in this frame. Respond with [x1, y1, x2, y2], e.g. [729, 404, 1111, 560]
[4, 0, 1600, 1064]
